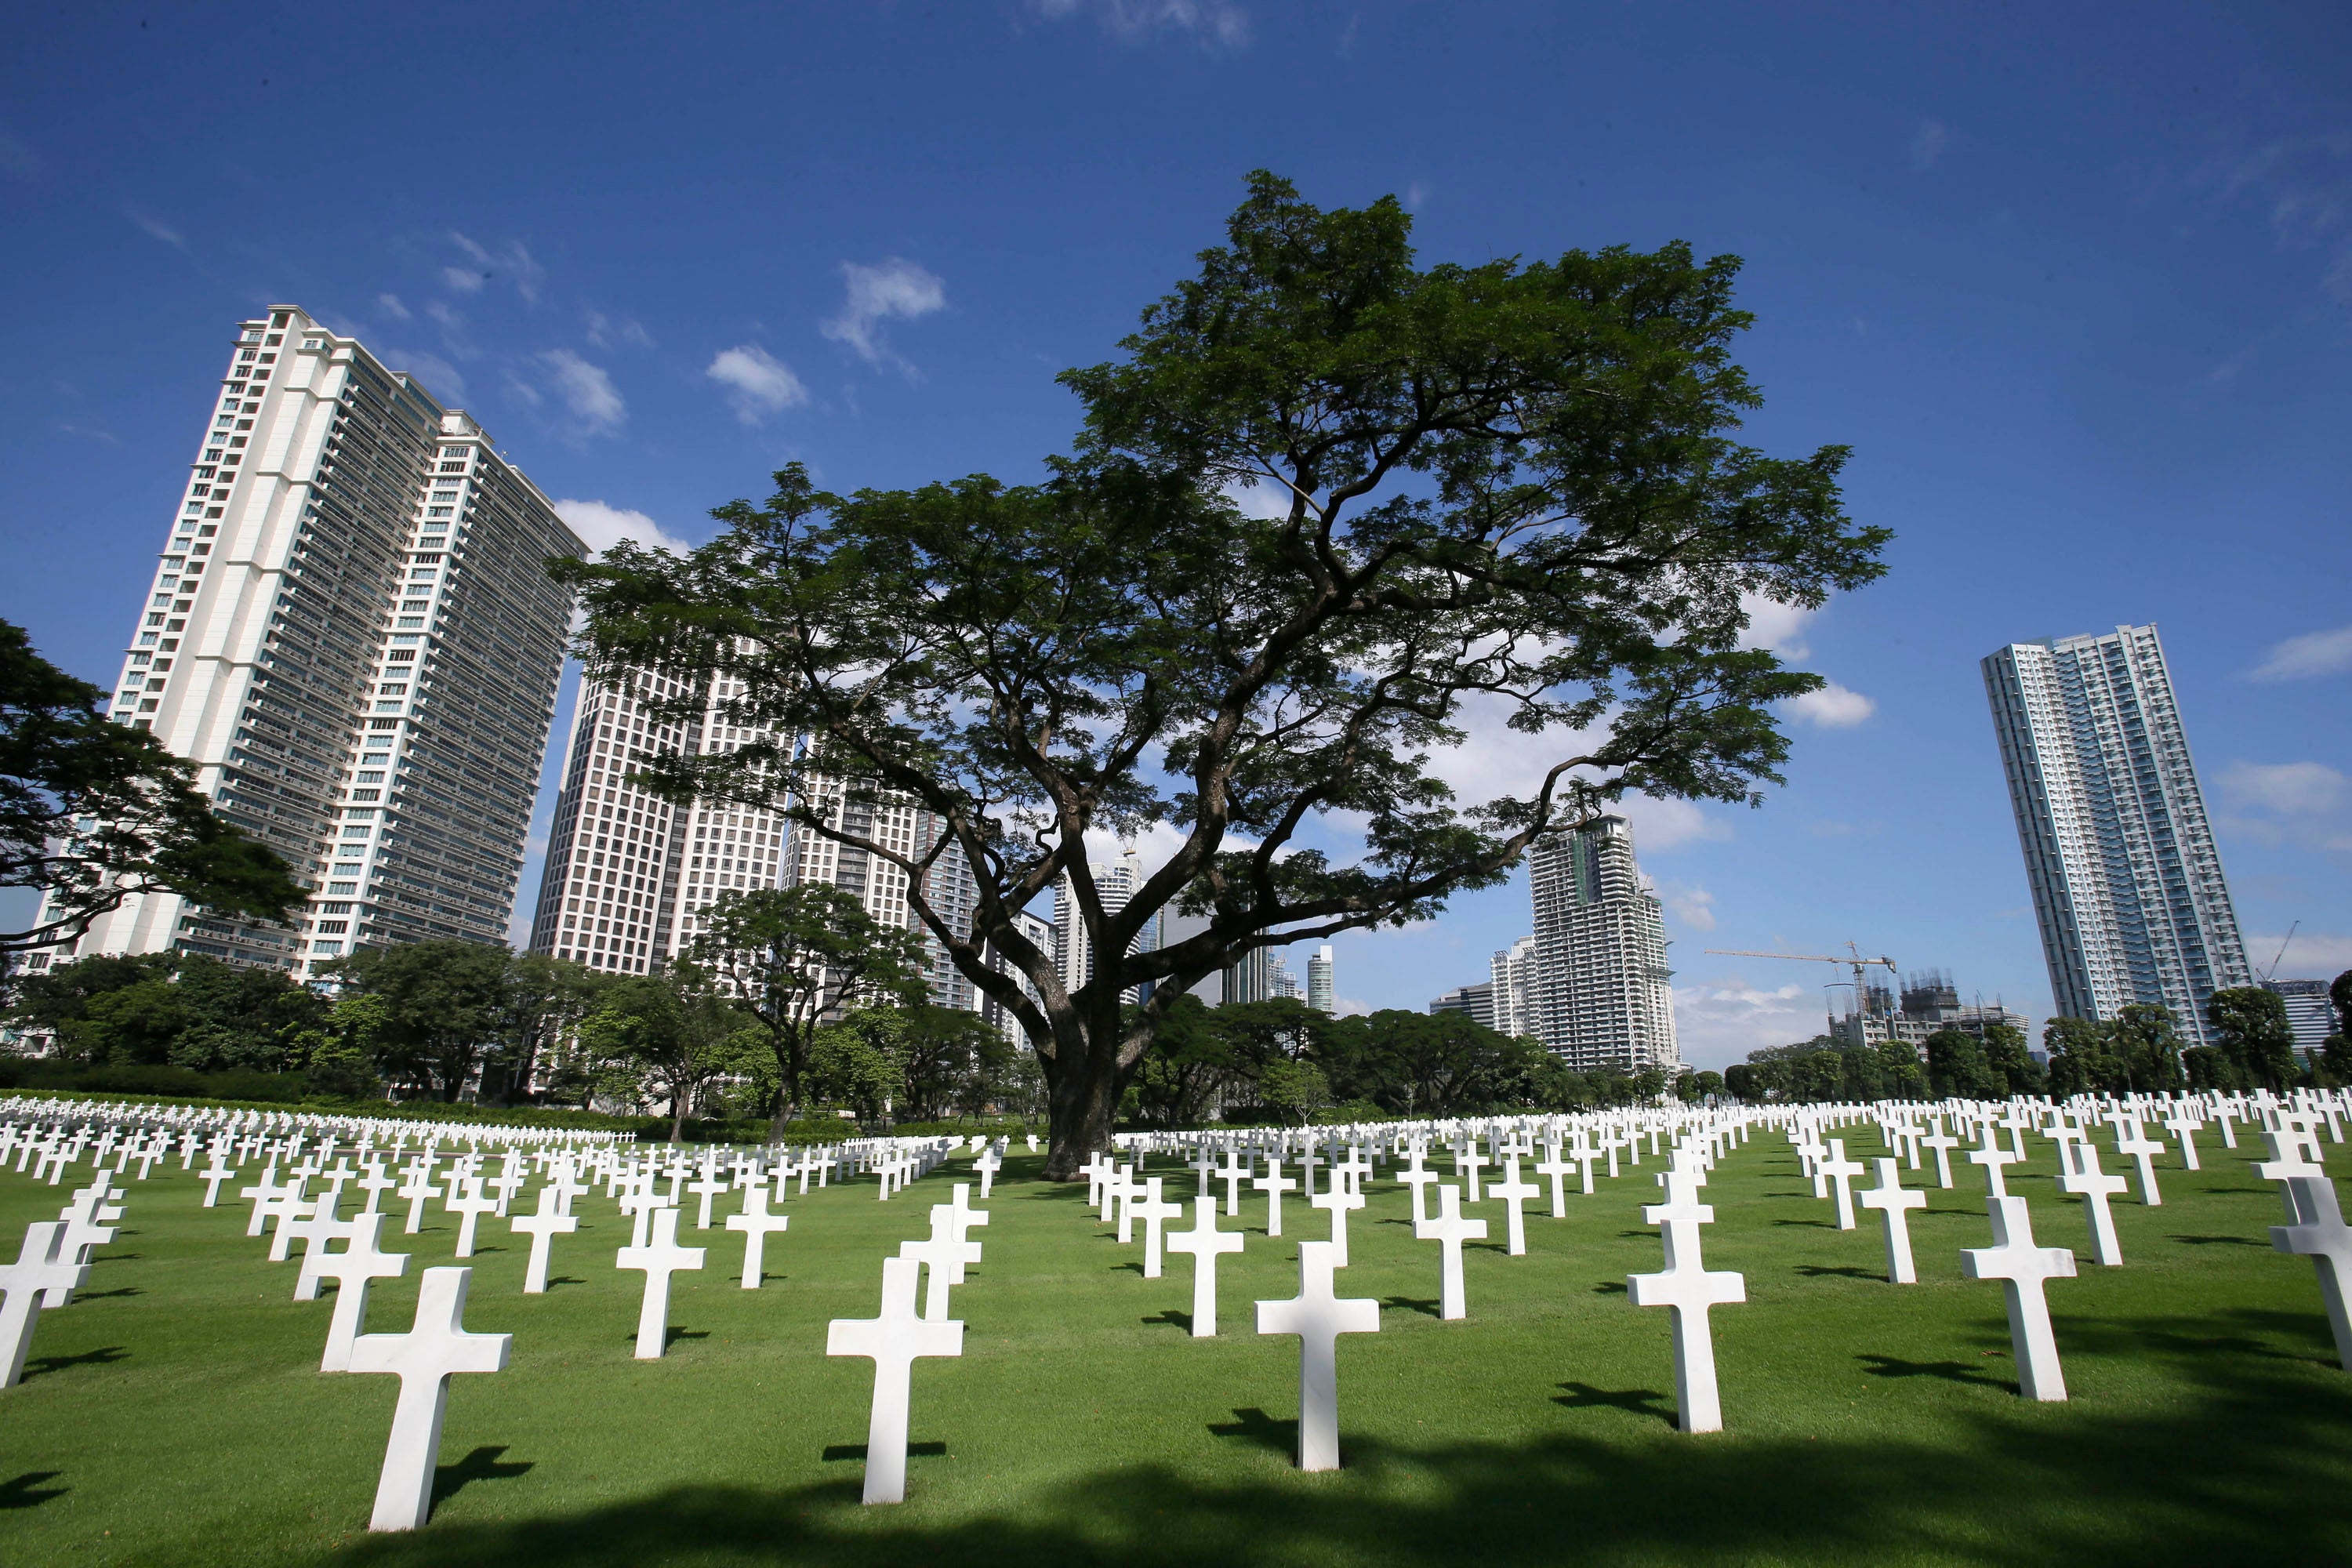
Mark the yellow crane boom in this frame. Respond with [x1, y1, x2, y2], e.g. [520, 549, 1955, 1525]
[1703, 944, 1898, 1025]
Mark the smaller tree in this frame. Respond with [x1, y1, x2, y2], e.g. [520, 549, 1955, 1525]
[1980, 1023, 2045, 1096]
[2043, 1016, 2125, 1097]
[1925, 1029, 2003, 1100]
[326, 938, 511, 1101]
[578, 967, 753, 1140]
[690, 884, 927, 1134]
[2207, 986, 2297, 1093]
[897, 1004, 1013, 1123]
[2110, 1003, 2186, 1093]
[1259, 1058, 1333, 1127]
[807, 1007, 910, 1125]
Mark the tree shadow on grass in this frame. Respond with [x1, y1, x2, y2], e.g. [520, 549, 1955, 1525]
[323, 1315, 2352, 1568]
[0, 1472, 66, 1508]
[1855, 1354, 2007, 1390]
[1795, 1265, 1876, 1280]
[1552, 1383, 1675, 1427]
[431, 1446, 532, 1509]
[2168, 1234, 2263, 1247]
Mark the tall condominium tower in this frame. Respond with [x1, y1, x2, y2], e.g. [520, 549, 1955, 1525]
[1983, 623, 2249, 1045]
[1053, 851, 1163, 1004]
[1525, 815, 1679, 1073]
[1490, 933, 1542, 1040]
[26, 307, 578, 982]
[526, 668, 786, 975]
[789, 776, 983, 1013]
[1306, 945, 1335, 1014]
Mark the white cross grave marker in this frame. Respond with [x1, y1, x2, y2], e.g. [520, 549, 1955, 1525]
[615, 1204, 706, 1359]
[2056, 1143, 2128, 1266]
[1254, 1156, 1297, 1238]
[0, 1222, 87, 1387]
[726, 1186, 792, 1290]
[1857, 1157, 1926, 1283]
[1165, 1196, 1243, 1336]
[510, 1185, 580, 1294]
[2271, 1174, 2352, 1370]
[826, 1255, 964, 1504]
[311, 1213, 411, 1371]
[1255, 1240, 1380, 1472]
[347, 1266, 510, 1531]
[1488, 1156, 1540, 1256]
[1627, 1171, 1745, 1433]
[1959, 1196, 2076, 1401]
[1414, 1182, 1486, 1319]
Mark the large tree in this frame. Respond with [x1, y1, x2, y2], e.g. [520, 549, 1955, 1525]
[325, 938, 511, 1101]
[560, 173, 1885, 1176]
[1, 619, 301, 955]
[577, 966, 752, 1141]
[2206, 985, 2298, 1093]
[686, 884, 927, 1134]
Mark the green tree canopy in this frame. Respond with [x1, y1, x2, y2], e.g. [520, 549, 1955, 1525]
[325, 938, 512, 1102]
[2206, 986, 2297, 1093]
[1, 619, 302, 955]
[557, 173, 1884, 1175]
[577, 966, 754, 1140]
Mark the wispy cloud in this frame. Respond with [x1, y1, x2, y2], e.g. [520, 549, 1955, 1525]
[822, 258, 946, 372]
[52, 422, 120, 445]
[553, 499, 695, 557]
[1663, 883, 1717, 931]
[2249, 930, 2352, 976]
[706, 344, 809, 424]
[1035, 0, 1250, 47]
[445, 232, 547, 305]
[377, 292, 412, 321]
[2220, 758, 2352, 854]
[1911, 118, 1949, 172]
[124, 207, 187, 252]
[423, 299, 478, 361]
[2249, 624, 2352, 682]
[586, 310, 655, 350]
[536, 350, 626, 438]
[377, 348, 467, 405]
[2194, 129, 2352, 309]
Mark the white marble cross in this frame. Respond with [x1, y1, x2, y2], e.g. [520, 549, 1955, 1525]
[1456, 1144, 1489, 1203]
[2056, 1143, 2128, 1266]
[1415, 1182, 1486, 1319]
[347, 1265, 510, 1531]
[1132, 1178, 1184, 1279]
[726, 1187, 792, 1290]
[312, 1213, 411, 1370]
[689, 1170, 731, 1229]
[510, 1185, 580, 1294]
[445, 1178, 500, 1260]
[1919, 1123, 1961, 1189]
[1396, 1152, 1439, 1226]
[2114, 1125, 2168, 1207]
[0, 1222, 87, 1387]
[1965, 1134, 2020, 1201]
[1215, 1152, 1248, 1216]
[1535, 1145, 1573, 1218]
[1255, 1240, 1381, 1472]
[827, 1255, 964, 1504]
[397, 1162, 441, 1236]
[291, 1197, 364, 1300]
[1627, 1171, 1745, 1433]
[1488, 1156, 1540, 1256]
[974, 1146, 1003, 1199]
[356, 1162, 397, 1216]
[1308, 1180, 1365, 1267]
[899, 1207, 983, 1321]
[615, 1204, 706, 1359]
[199, 1154, 238, 1208]
[1959, 1196, 2076, 1401]
[2271, 1174, 2352, 1369]
[2160, 1111, 2202, 1172]
[1165, 1196, 1243, 1336]
[1819, 1139, 1867, 1230]
[1857, 1157, 1926, 1283]
[1254, 1157, 1297, 1238]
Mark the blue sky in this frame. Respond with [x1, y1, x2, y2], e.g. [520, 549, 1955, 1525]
[4, 3, 2348, 1067]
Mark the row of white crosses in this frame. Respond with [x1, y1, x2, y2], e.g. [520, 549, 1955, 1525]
[0, 1169, 122, 1385]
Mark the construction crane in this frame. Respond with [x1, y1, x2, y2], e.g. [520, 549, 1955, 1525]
[2258, 921, 2299, 984]
[1704, 942, 1898, 1033]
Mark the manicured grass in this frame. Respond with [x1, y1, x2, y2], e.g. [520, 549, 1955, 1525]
[1, 1123, 2347, 1566]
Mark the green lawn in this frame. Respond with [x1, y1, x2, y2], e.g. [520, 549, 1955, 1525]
[1, 1123, 2347, 1566]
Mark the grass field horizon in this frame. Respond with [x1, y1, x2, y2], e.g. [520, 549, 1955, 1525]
[2, 1121, 2347, 1566]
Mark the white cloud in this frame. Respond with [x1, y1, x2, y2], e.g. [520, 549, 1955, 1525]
[1662, 884, 1716, 931]
[538, 350, 626, 437]
[2250, 624, 2352, 682]
[376, 348, 467, 405]
[2223, 760, 2347, 818]
[1784, 681, 1875, 728]
[448, 231, 546, 304]
[552, 499, 695, 558]
[1220, 477, 1297, 521]
[822, 258, 946, 370]
[377, 292, 412, 320]
[1737, 591, 1816, 658]
[124, 207, 187, 251]
[1035, 0, 1250, 46]
[2251, 931, 2352, 978]
[707, 344, 810, 424]
[1334, 997, 1373, 1018]
[1911, 118, 1949, 171]
[423, 299, 477, 360]
[1618, 795, 1732, 852]
[1671, 977, 1816, 1070]
[586, 310, 655, 350]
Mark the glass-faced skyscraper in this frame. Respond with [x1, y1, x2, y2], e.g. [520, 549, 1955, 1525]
[1983, 623, 2249, 1046]
[1525, 814, 1679, 1073]
[26, 307, 579, 982]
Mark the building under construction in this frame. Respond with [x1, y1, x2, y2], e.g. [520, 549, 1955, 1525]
[1827, 968, 2029, 1054]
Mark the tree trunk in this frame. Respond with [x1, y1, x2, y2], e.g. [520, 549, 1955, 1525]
[1040, 993, 1135, 1181]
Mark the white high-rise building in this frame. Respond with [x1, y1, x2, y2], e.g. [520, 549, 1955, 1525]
[1984, 624, 2249, 1047]
[1306, 945, 1335, 1014]
[528, 668, 789, 974]
[26, 307, 578, 982]
[1490, 933, 1542, 1040]
[1525, 815, 1679, 1073]
[1053, 850, 1161, 1004]
[787, 776, 984, 1014]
